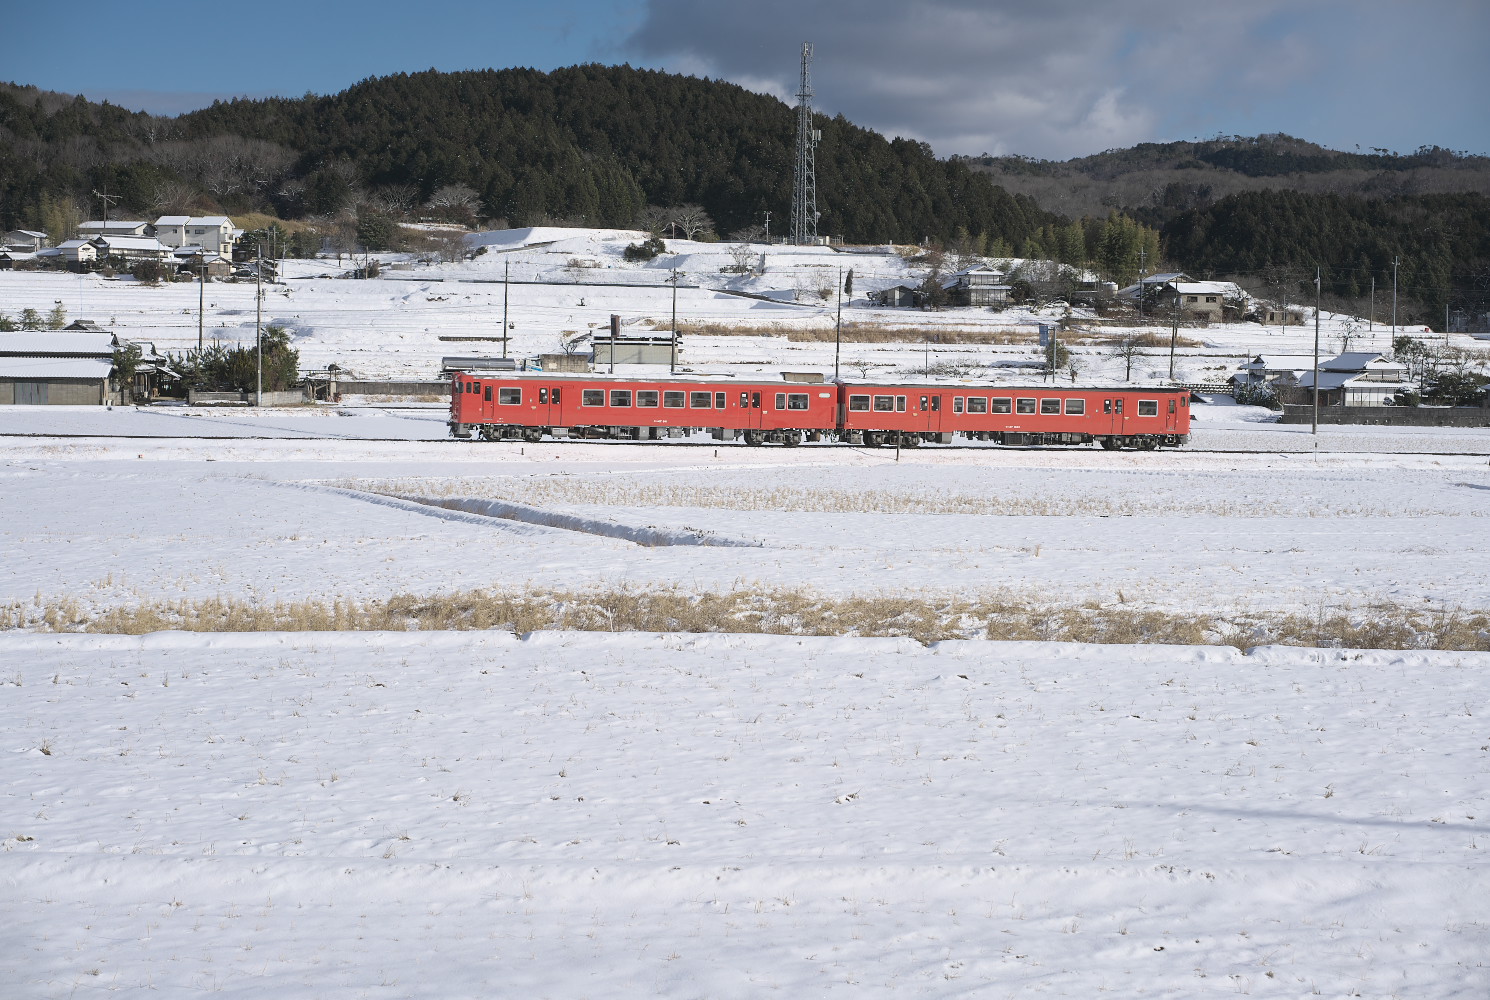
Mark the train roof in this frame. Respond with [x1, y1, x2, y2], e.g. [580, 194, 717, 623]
[448, 370, 1188, 392]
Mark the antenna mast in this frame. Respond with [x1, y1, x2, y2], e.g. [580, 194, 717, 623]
[791, 42, 818, 246]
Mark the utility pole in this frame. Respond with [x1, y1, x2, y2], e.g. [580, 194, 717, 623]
[502, 259, 509, 360]
[1311, 267, 1320, 436]
[763, 211, 771, 244]
[670, 268, 678, 374]
[1391, 255, 1399, 339]
[1136, 249, 1147, 321]
[197, 258, 205, 352]
[255, 243, 263, 407]
[1369, 275, 1375, 334]
[833, 266, 842, 381]
[1168, 293, 1180, 380]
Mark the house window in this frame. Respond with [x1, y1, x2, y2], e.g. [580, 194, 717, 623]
[636, 390, 659, 407]
[1016, 398, 1036, 414]
[873, 395, 895, 411]
[582, 389, 604, 406]
[1138, 400, 1158, 416]
[690, 391, 712, 408]
[967, 397, 988, 413]
[849, 395, 870, 411]
[610, 390, 632, 407]
[498, 387, 521, 405]
[1064, 398, 1085, 415]
[1040, 398, 1061, 415]
[1205, 296, 1217, 303]
[663, 391, 685, 408]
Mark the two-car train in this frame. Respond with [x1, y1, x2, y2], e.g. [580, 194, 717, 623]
[448, 372, 1191, 449]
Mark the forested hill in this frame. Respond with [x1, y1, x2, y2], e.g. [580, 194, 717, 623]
[956, 134, 1490, 226]
[0, 67, 1056, 247]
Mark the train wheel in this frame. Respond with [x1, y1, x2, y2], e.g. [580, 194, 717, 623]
[1098, 437, 1120, 450]
[1137, 437, 1158, 450]
[781, 431, 801, 447]
[523, 429, 542, 443]
[863, 432, 881, 448]
[744, 430, 764, 447]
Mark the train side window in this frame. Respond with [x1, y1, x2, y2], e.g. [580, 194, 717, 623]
[1103, 399, 1112, 414]
[664, 391, 685, 408]
[1138, 400, 1158, 416]
[872, 395, 894, 412]
[896, 396, 906, 412]
[483, 385, 492, 402]
[636, 390, 659, 407]
[1115, 399, 1124, 414]
[610, 390, 632, 407]
[552, 388, 561, 404]
[931, 396, 940, 412]
[849, 395, 870, 411]
[989, 397, 1010, 413]
[715, 392, 725, 409]
[1016, 398, 1036, 414]
[787, 393, 809, 410]
[751, 392, 761, 408]
[690, 391, 712, 408]
[538, 388, 547, 404]
[740, 392, 750, 408]
[1180, 395, 1188, 408]
[1064, 398, 1085, 415]
[775, 393, 786, 410]
[1168, 399, 1176, 414]
[968, 397, 988, 413]
[1040, 398, 1061, 415]
[499, 387, 521, 405]
[953, 397, 964, 414]
[582, 389, 603, 406]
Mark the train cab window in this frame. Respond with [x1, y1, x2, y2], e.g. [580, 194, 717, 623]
[989, 397, 1010, 413]
[663, 391, 685, 408]
[775, 393, 786, 410]
[483, 385, 492, 402]
[610, 390, 632, 407]
[1168, 399, 1176, 414]
[953, 397, 964, 414]
[849, 395, 870, 411]
[1064, 398, 1085, 415]
[919, 395, 929, 410]
[1103, 399, 1112, 414]
[715, 392, 726, 409]
[1138, 400, 1158, 416]
[786, 393, 809, 410]
[896, 396, 907, 412]
[1040, 398, 1061, 415]
[499, 387, 521, 405]
[582, 389, 604, 406]
[967, 397, 988, 414]
[873, 395, 895, 412]
[690, 391, 712, 408]
[1016, 398, 1036, 414]
[636, 390, 659, 407]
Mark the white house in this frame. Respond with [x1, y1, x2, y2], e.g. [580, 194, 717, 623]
[1295, 352, 1408, 406]
[1234, 354, 1318, 388]
[55, 239, 99, 264]
[90, 236, 174, 262]
[154, 216, 237, 257]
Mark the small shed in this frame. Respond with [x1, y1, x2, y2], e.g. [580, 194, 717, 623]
[3, 229, 47, 251]
[0, 357, 115, 404]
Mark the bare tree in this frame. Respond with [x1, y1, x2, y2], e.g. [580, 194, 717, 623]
[426, 184, 480, 225]
[1108, 336, 1147, 380]
[669, 204, 715, 240]
[634, 204, 673, 235]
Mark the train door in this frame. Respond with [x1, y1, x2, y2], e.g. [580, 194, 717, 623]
[918, 393, 942, 434]
[1102, 396, 1127, 436]
[739, 389, 763, 430]
[536, 385, 563, 428]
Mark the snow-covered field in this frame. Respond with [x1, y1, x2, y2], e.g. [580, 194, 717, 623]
[3, 228, 1488, 996]
[0, 225, 1451, 383]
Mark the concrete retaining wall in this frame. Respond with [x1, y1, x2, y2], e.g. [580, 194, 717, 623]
[1280, 404, 1490, 427]
[187, 389, 306, 406]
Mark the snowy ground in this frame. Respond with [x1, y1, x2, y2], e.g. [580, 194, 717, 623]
[4, 233, 1488, 996]
[0, 226, 1456, 383]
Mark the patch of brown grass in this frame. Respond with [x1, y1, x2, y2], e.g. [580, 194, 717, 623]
[6, 588, 1488, 651]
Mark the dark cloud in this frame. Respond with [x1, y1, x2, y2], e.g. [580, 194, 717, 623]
[623, 0, 1489, 159]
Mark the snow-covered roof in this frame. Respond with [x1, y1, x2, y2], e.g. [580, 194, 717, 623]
[7, 229, 46, 239]
[1117, 272, 1190, 296]
[155, 216, 191, 226]
[92, 236, 170, 252]
[1171, 281, 1241, 296]
[1322, 352, 1390, 371]
[0, 250, 38, 260]
[56, 238, 94, 250]
[0, 357, 113, 380]
[80, 220, 149, 232]
[1245, 354, 1317, 370]
[0, 332, 117, 356]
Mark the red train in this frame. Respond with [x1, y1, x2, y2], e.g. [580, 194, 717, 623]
[448, 372, 1191, 449]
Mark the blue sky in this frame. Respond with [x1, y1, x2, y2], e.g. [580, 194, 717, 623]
[6, 0, 1486, 160]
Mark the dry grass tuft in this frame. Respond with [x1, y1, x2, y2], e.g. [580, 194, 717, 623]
[5, 587, 1487, 651]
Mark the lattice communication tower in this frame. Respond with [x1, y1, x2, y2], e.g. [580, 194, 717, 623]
[790, 42, 819, 246]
